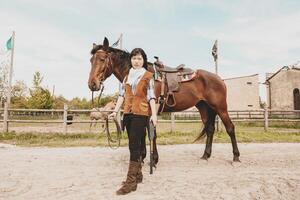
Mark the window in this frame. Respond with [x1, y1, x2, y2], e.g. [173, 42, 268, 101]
[294, 88, 300, 110]
[247, 82, 252, 85]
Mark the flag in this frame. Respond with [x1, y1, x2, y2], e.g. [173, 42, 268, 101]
[212, 40, 218, 61]
[112, 34, 123, 48]
[6, 37, 12, 50]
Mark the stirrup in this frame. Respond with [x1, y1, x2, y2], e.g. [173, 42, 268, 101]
[166, 92, 176, 107]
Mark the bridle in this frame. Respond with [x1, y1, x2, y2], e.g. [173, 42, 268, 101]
[90, 50, 122, 149]
[91, 50, 113, 108]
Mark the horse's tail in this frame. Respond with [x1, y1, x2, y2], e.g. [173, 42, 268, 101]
[193, 127, 207, 142]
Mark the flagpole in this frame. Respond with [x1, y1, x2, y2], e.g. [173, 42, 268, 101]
[119, 33, 123, 50]
[7, 31, 15, 106]
[215, 56, 218, 75]
[212, 39, 220, 131]
[214, 40, 218, 75]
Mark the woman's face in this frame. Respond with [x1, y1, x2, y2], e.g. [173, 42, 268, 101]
[131, 54, 144, 69]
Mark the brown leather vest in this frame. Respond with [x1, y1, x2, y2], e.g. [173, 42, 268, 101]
[123, 71, 153, 116]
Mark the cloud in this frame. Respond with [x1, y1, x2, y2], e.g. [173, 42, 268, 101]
[0, 0, 299, 101]
[0, 8, 90, 99]
[191, 10, 300, 73]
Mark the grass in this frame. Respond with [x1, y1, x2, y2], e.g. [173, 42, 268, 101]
[1, 129, 300, 147]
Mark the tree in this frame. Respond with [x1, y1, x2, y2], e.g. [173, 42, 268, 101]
[11, 80, 28, 108]
[12, 80, 27, 98]
[53, 95, 68, 109]
[27, 87, 54, 109]
[27, 71, 54, 109]
[33, 71, 43, 88]
[69, 97, 90, 109]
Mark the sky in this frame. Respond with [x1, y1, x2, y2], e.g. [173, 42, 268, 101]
[0, 0, 299, 101]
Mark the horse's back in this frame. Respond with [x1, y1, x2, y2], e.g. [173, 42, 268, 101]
[196, 69, 226, 90]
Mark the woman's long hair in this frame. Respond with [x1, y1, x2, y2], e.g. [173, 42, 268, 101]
[129, 48, 148, 70]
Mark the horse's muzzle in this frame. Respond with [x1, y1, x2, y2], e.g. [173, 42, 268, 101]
[88, 80, 100, 91]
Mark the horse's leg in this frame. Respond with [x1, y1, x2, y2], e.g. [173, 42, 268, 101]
[217, 109, 240, 162]
[196, 101, 216, 160]
[89, 121, 93, 132]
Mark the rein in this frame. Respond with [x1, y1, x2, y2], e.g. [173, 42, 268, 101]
[105, 116, 122, 149]
[91, 83, 104, 108]
[90, 53, 122, 149]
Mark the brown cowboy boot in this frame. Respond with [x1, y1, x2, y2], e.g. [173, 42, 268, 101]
[116, 161, 139, 195]
[122, 160, 143, 185]
[136, 161, 143, 183]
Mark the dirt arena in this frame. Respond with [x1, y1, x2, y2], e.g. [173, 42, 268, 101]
[0, 143, 299, 200]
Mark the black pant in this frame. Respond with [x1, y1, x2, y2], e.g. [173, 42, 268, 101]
[123, 114, 148, 162]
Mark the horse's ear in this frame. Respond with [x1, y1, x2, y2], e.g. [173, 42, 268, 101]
[93, 43, 96, 48]
[103, 37, 109, 51]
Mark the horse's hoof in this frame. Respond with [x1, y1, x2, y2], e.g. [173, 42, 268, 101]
[233, 157, 241, 162]
[153, 155, 159, 165]
[201, 154, 209, 160]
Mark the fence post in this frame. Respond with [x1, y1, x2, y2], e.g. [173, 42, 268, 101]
[216, 116, 223, 132]
[264, 108, 268, 131]
[3, 102, 8, 132]
[63, 103, 68, 134]
[171, 113, 175, 133]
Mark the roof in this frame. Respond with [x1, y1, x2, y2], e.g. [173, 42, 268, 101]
[265, 62, 300, 83]
[223, 74, 258, 81]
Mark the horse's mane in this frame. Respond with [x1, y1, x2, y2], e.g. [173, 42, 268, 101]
[90, 45, 154, 69]
[91, 45, 130, 68]
[90, 45, 129, 55]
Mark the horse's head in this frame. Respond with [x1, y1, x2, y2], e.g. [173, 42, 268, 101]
[88, 37, 114, 91]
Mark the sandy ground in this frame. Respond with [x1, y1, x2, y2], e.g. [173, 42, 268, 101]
[0, 143, 299, 200]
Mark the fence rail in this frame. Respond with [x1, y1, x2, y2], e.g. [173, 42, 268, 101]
[1, 103, 300, 133]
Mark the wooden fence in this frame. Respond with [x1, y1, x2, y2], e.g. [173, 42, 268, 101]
[1, 103, 300, 133]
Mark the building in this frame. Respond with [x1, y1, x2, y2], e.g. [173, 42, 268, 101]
[265, 64, 300, 110]
[224, 74, 260, 110]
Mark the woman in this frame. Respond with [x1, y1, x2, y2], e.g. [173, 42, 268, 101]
[109, 48, 157, 195]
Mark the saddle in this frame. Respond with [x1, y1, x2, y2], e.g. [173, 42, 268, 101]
[153, 56, 196, 110]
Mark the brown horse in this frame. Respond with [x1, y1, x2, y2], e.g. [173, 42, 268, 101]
[88, 37, 240, 162]
[89, 101, 116, 130]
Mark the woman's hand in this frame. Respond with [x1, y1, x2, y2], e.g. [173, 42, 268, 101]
[150, 114, 157, 127]
[108, 96, 124, 119]
[149, 99, 157, 127]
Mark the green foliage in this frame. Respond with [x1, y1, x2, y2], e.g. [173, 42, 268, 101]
[53, 95, 68, 109]
[27, 87, 54, 109]
[11, 97, 28, 108]
[26, 71, 54, 109]
[11, 80, 28, 108]
[1, 129, 300, 147]
[12, 80, 28, 97]
[6, 71, 117, 109]
[33, 71, 43, 87]
[68, 94, 117, 109]
[97, 95, 117, 107]
[69, 97, 90, 109]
